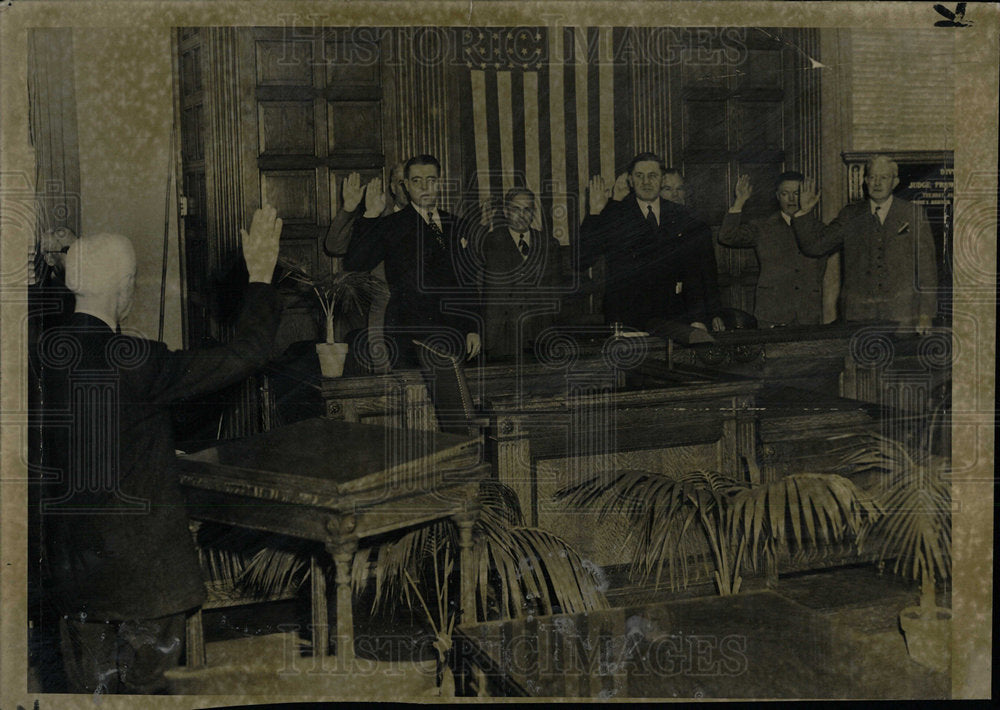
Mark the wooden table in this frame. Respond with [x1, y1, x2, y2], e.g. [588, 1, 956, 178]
[176, 417, 489, 665]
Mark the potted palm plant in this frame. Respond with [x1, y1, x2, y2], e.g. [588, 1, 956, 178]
[227, 480, 607, 697]
[275, 256, 386, 377]
[837, 422, 951, 672]
[555, 467, 879, 597]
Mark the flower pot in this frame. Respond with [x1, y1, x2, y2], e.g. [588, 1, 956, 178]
[316, 342, 349, 378]
[899, 605, 951, 672]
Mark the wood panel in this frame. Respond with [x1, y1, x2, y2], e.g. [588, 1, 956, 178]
[327, 101, 382, 153]
[261, 170, 317, 223]
[254, 39, 313, 86]
[258, 101, 315, 155]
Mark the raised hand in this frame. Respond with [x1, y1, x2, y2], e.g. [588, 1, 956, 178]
[733, 174, 752, 207]
[342, 172, 364, 212]
[611, 172, 630, 201]
[797, 176, 820, 214]
[241, 203, 282, 283]
[363, 177, 387, 217]
[588, 175, 609, 215]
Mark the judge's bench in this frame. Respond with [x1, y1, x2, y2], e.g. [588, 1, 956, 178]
[291, 322, 948, 583]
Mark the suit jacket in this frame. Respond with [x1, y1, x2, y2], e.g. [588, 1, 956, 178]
[792, 196, 937, 326]
[41, 283, 282, 620]
[478, 226, 563, 359]
[345, 204, 480, 341]
[718, 210, 826, 325]
[580, 195, 722, 329]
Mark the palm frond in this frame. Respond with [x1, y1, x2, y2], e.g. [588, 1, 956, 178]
[729, 473, 879, 572]
[238, 545, 310, 598]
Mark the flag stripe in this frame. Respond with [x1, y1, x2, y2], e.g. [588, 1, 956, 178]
[484, 68, 503, 201]
[561, 28, 579, 243]
[613, 27, 632, 173]
[587, 27, 602, 181]
[523, 70, 542, 229]
[497, 71, 515, 195]
[511, 69, 527, 190]
[469, 69, 491, 207]
[547, 29, 568, 244]
[464, 26, 620, 246]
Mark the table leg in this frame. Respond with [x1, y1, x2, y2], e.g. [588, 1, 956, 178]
[185, 609, 206, 667]
[453, 509, 479, 625]
[328, 539, 358, 665]
[310, 554, 328, 658]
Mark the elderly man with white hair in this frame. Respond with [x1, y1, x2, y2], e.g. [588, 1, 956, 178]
[39, 206, 282, 694]
[792, 155, 938, 333]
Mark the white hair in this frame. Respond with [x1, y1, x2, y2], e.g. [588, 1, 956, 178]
[64, 232, 136, 298]
[865, 155, 899, 177]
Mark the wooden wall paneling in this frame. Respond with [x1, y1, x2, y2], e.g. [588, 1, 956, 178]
[328, 102, 382, 154]
[629, 27, 670, 162]
[386, 28, 451, 208]
[177, 29, 207, 347]
[380, 30, 401, 185]
[313, 46, 330, 260]
[258, 101, 316, 156]
[200, 27, 261, 437]
[260, 170, 317, 224]
[443, 31, 466, 206]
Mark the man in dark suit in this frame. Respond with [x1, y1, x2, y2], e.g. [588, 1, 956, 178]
[39, 206, 283, 694]
[477, 186, 563, 361]
[323, 163, 408, 258]
[718, 171, 827, 326]
[344, 154, 481, 367]
[580, 153, 724, 333]
[793, 155, 937, 333]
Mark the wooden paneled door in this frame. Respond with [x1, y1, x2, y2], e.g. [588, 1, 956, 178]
[175, 27, 392, 436]
[244, 27, 390, 347]
[668, 28, 821, 315]
[177, 27, 391, 351]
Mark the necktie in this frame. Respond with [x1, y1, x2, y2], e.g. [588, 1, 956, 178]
[872, 204, 882, 227]
[646, 204, 657, 227]
[425, 210, 446, 250]
[518, 234, 530, 258]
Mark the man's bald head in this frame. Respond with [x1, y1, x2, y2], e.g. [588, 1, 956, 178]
[65, 233, 137, 325]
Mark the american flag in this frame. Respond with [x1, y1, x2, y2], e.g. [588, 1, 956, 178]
[457, 27, 625, 245]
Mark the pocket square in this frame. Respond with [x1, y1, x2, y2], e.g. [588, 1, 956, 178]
[896, 222, 910, 235]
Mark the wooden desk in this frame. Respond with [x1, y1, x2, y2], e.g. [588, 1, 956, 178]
[669, 323, 863, 396]
[484, 368, 761, 557]
[317, 336, 669, 430]
[176, 417, 489, 664]
[671, 323, 949, 415]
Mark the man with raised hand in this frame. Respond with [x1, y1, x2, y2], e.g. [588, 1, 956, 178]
[345, 154, 481, 367]
[40, 205, 283, 694]
[323, 163, 409, 258]
[792, 156, 937, 333]
[580, 152, 724, 334]
[718, 172, 827, 327]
